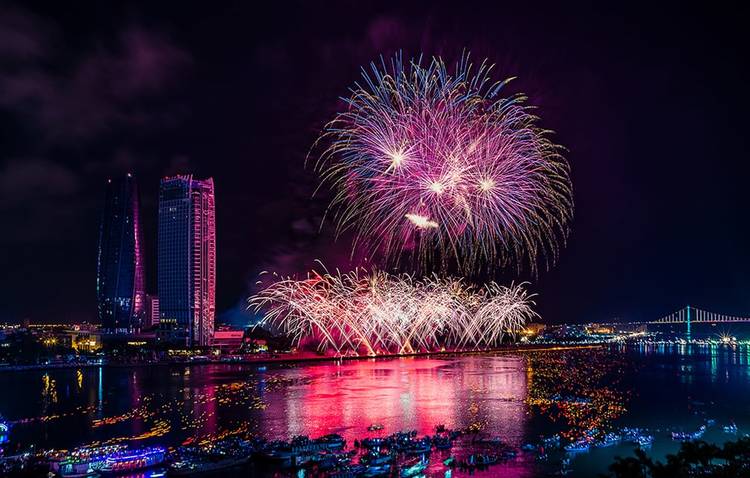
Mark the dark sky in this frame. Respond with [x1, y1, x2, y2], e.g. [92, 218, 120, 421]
[1, 1, 748, 325]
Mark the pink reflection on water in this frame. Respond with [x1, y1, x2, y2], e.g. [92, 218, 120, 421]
[256, 355, 533, 476]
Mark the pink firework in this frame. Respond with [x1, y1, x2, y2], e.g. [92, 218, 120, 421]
[314, 53, 573, 274]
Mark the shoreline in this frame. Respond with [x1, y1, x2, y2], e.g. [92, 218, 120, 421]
[0, 343, 603, 373]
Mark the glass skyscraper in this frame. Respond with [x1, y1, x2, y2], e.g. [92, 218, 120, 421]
[158, 175, 216, 346]
[96, 174, 146, 331]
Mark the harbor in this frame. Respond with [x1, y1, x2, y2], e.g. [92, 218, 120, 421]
[2, 345, 750, 477]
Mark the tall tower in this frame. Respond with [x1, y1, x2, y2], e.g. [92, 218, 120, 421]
[158, 175, 216, 346]
[96, 174, 146, 331]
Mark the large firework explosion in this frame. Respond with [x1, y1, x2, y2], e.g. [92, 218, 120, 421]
[313, 53, 572, 274]
[248, 267, 538, 355]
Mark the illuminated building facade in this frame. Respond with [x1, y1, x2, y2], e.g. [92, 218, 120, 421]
[96, 174, 145, 332]
[158, 175, 216, 346]
[145, 295, 160, 327]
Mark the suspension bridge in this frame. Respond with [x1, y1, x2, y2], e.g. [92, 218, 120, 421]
[652, 306, 750, 325]
[603, 306, 750, 336]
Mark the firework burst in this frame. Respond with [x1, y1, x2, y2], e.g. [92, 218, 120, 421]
[248, 267, 538, 356]
[313, 52, 572, 274]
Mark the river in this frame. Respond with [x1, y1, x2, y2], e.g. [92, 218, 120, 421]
[1, 344, 749, 477]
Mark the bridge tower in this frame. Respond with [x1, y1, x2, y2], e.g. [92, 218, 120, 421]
[686, 305, 691, 339]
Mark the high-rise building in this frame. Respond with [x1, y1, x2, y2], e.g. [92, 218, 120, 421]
[158, 175, 216, 346]
[96, 174, 146, 332]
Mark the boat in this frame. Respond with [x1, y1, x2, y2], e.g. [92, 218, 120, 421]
[362, 463, 392, 477]
[329, 469, 355, 478]
[367, 424, 384, 432]
[317, 434, 346, 450]
[49, 445, 130, 477]
[541, 434, 561, 449]
[475, 436, 504, 446]
[635, 435, 654, 447]
[723, 423, 738, 434]
[404, 440, 431, 455]
[360, 437, 386, 449]
[671, 425, 706, 442]
[433, 436, 452, 450]
[0, 417, 8, 445]
[458, 454, 498, 469]
[170, 455, 251, 476]
[564, 439, 590, 453]
[360, 451, 393, 466]
[595, 432, 621, 448]
[170, 438, 254, 475]
[98, 446, 166, 476]
[399, 457, 428, 478]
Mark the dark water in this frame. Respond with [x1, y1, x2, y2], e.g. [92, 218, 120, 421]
[1, 344, 749, 477]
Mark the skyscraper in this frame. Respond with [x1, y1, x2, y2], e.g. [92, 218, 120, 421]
[158, 175, 216, 346]
[96, 174, 146, 331]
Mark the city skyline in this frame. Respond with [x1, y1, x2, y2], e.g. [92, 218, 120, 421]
[2, 4, 750, 478]
[1, 2, 749, 326]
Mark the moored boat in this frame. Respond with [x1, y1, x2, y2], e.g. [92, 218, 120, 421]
[564, 439, 590, 453]
[98, 447, 166, 476]
[49, 445, 129, 477]
[399, 457, 428, 478]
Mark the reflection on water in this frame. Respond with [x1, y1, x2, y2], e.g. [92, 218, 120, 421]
[2, 345, 750, 477]
[265, 357, 528, 442]
[526, 349, 632, 441]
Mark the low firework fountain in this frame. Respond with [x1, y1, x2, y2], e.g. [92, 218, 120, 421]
[249, 268, 538, 355]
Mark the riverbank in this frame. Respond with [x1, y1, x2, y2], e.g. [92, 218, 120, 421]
[0, 343, 602, 372]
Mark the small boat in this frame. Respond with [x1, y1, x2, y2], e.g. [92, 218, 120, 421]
[475, 436, 504, 446]
[564, 439, 590, 453]
[172, 454, 252, 476]
[541, 434, 561, 448]
[362, 463, 392, 477]
[635, 435, 654, 447]
[595, 433, 621, 448]
[433, 436, 452, 450]
[98, 447, 166, 476]
[399, 457, 428, 477]
[671, 425, 706, 442]
[405, 444, 431, 455]
[723, 423, 738, 434]
[367, 424, 384, 432]
[459, 454, 498, 469]
[0, 418, 8, 445]
[360, 437, 386, 449]
[360, 451, 393, 466]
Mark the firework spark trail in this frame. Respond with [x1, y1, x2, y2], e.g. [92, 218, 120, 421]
[313, 53, 573, 274]
[248, 268, 539, 355]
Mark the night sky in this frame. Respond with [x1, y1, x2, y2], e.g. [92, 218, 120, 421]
[1, 1, 748, 325]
